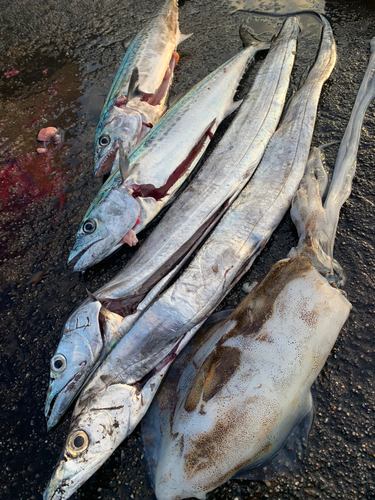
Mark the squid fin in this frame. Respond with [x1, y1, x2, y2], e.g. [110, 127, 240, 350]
[234, 392, 314, 481]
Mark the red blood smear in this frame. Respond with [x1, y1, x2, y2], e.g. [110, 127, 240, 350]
[132, 216, 141, 229]
[131, 119, 216, 201]
[0, 150, 66, 213]
[114, 95, 127, 108]
[140, 52, 178, 107]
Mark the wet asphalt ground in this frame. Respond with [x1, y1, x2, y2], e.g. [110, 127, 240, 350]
[1, 0, 375, 498]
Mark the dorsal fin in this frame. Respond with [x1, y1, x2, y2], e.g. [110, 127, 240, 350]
[127, 67, 141, 101]
[118, 140, 131, 182]
[177, 28, 193, 46]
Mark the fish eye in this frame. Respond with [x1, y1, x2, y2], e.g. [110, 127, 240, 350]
[67, 430, 89, 457]
[51, 354, 67, 374]
[99, 134, 110, 147]
[82, 219, 97, 234]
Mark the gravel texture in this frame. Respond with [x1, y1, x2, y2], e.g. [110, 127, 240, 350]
[0, 0, 375, 499]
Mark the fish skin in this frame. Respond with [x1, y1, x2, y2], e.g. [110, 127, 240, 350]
[45, 18, 299, 430]
[94, 0, 184, 176]
[69, 40, 269, 271]
[44, 17, 336, 499]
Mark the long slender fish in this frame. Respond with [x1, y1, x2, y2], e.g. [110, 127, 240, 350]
[69, 40, 269, 271]
[94, 0, 190, 177]
[45, 17, 299, 430]
[43, 16, 336, 500]
[142, 149, 351, 500]
[142, 35, 375, 500]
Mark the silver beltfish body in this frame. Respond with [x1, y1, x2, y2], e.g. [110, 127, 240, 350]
[69, 40, 269, 271]
[94, 0, 188, 176]
[43, 16, 336, 500]
[45, 17, 299, 430]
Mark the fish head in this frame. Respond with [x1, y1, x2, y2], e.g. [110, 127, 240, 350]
[43, 382, 146, 500]
[94, 106, 143, 176]
[44, 301, 105, 430]
[68, 183, 140, 271]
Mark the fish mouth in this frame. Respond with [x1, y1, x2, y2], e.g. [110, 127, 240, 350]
[94, 142, 119, 177]
[45, 372, 85, 430]
[68, 238, 104, 271]
[44, 454, 106, 500]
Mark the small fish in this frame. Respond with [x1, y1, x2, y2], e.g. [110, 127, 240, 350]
[44, 17, 299, 430]
[44, 16, 337, 500]
[94, 0, 190, 176]
[69, 39, 270, 271]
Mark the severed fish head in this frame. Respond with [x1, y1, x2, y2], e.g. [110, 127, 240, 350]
[94, 105, 143, 176]
[44, 300, 123, 430]
[68, 181, 140, 271]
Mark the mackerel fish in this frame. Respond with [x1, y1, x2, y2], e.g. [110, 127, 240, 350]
[69, 39, 269, 271]
[44, 17, 299, 430]
[43, 15, 336, 500]
[95, 0, 190, 176]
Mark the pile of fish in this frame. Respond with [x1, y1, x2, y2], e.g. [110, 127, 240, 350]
[43, 0, 375, 498]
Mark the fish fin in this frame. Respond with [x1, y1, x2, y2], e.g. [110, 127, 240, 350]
[177, 28, 193, 45]
[87, 289, 121, 324]
[223, 99, 243, 119]
[242, 281, 259, 295]
[123, 35, 134, 51]
[86, 289, 98, 302]
[205, 309, 234, 326]
[141, 397, 163, 487]
[118, 141, 131, 182]
[234, 391, 314, 481]
[128, 67, 141, 102]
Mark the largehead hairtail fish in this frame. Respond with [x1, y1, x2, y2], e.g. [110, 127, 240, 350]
[69, 38, 270, 271]
[44, 17, 299, 430]
[43, 17, 337, 500]
[94, 0, 190, 176]
[141, 36, 375, 500]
